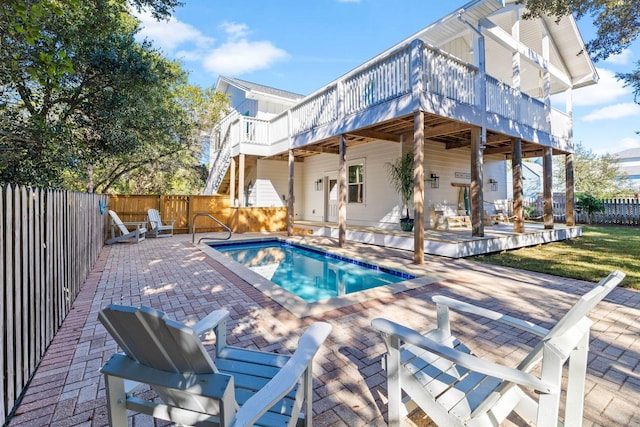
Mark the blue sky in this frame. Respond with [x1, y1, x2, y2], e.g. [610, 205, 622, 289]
[134, 0, 640, 156]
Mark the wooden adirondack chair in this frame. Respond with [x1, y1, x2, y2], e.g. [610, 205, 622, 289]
[107, 210, 147, 244]
[372, 270, 625, 427]
[147, 208, 175, 237]
[99, 304, 331, 427]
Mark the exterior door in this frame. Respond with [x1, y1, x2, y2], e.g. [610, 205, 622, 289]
[324, 177, 338, 222]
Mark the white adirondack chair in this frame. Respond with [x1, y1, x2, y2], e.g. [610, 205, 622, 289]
[106, 210, 147, 244]
[98, 304, 331, 427]
[372, 270, 625, 427]
[147, 208, 175, 237]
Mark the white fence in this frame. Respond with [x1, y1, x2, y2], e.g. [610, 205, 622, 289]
[0, 186, 107, 424]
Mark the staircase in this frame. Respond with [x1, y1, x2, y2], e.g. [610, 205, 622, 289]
[203, 111, 239, 194]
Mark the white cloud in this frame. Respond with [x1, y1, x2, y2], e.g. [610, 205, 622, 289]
[134, 11, 289, 76]
[592, 136, 640, 156]
[203, 39, 289, 75]
[134, 10, 214, 53]
[604, 49, 632, 65]
[220, 21, 250, 40]
[582, 102, 640, 122]
[572, 68, 630, 106]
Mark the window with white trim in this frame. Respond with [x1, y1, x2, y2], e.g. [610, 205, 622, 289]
[348, 162, 364, 203]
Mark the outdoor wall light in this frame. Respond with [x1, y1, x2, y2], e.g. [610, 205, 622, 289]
[426, 173, 439, 188]
[489, 178, 498, 191]
[315, 179, 323, 191]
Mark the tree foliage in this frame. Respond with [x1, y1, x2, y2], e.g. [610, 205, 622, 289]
[554, 143, 633, 198]
[1, 0, 227, 194]
[521, 0, 640, 100]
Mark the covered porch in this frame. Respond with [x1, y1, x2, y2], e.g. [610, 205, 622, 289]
[294, 220, 582, 258]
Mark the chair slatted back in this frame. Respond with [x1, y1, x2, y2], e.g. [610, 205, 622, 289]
[518, 270, 625, 372]
[148, 209, 161, 228]
[99, 304, 217, 374]
[108, 210, 131, 236]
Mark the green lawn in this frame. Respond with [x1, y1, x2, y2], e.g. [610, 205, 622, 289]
[472, 225, 640, 289]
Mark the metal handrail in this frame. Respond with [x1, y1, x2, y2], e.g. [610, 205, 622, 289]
[191, 213, 232, 243]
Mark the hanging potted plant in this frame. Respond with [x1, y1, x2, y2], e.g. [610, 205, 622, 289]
[386, 152, 414, 232]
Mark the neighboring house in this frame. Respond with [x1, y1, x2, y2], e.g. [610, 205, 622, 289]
[206, 0, 596, 241]
[506, 160, 543, 199]
[613, 148, 640, 191]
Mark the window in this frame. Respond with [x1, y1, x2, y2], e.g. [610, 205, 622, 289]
[348, 163, 364, 203]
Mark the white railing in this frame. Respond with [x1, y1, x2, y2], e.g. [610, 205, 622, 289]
[550, 108, 571, 140]
[343, 45, 411, 115]
[290, 85, 338, 135]
[424, 45, 477, 106]
[270, 112, 289, 145]
[485, 75, 519, 121]
[230, 116, 270, 145]
[520, 92, 548, 132]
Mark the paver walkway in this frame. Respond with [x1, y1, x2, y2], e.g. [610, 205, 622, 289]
[8, 234, 640, 426]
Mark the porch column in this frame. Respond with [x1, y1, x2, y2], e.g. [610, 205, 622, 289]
[566, 153, 575, 226]
[543, 147, 554, 229]
[413, 110, 424, 264]
[511, 138, 525, 233]
[229, 157, 236, 206]
[511, 9, 521, 91]
[542, 34, 552, 120]
[338, 135, 347, 247]
[287, 149, 294, 236]
[471, 127, 484, 237]
[238, 153, 245, 207]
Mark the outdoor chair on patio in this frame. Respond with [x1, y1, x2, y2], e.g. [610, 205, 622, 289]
[372, 270, 625, 427]
[484, 200, 511, 226]
[147, 208, 175, 237]
[98, 304, 331, 427]
[106, 210, 147, 244]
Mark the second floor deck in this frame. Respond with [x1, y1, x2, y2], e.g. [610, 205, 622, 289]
[214, 37, 573, 163]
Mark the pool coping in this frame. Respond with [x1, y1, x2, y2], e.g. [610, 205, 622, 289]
[197, 236, 439, 318]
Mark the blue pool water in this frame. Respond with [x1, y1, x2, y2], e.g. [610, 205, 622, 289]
[211, 240, 414, 302]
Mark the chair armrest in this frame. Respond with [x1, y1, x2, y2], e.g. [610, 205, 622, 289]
[432, 295, 549, 337]
[122, 221, 147, 230]
[231, 322, 332, 427]
[193, 309, 230, 337]
[371, 318, 554, 394]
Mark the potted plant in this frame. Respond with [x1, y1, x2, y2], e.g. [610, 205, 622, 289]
[386, 152, 414, 232]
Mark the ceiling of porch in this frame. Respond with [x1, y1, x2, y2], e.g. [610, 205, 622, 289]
[263, 113, 567, 161]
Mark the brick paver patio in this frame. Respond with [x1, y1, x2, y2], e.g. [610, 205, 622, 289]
[8, 234, 640, 426]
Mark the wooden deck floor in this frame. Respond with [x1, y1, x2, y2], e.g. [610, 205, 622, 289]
[294, 221, 582, 258]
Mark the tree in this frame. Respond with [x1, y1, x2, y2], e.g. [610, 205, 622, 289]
[576, 193, 604, 224]
[554, 143, 633, 198]
[0, 0, 197, 190]
[521, 0, 640, 100]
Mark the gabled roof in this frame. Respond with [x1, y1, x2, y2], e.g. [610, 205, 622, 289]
[614, 147, 640, 160]
[216, 76, 305, 101]
[323, 0, 596, 96]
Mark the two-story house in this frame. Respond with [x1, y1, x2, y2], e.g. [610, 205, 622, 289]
[205, 0, 597, 261]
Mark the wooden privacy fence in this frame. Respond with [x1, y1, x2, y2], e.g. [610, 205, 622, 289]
[108, 194, 287, 234]
[522, 198, 640, 225]
[1, 186, 107, 425]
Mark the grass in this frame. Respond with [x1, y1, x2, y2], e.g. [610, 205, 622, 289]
[472, 225, 640, 289]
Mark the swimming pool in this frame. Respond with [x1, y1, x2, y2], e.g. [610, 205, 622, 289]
[210, 239, 415, 303]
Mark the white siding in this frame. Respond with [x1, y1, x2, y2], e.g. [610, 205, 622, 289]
[255, 159, 304, 216]
[227, 85, 257, 116]
[254, 140, 508, 229]
[299, 141, 402, 228]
